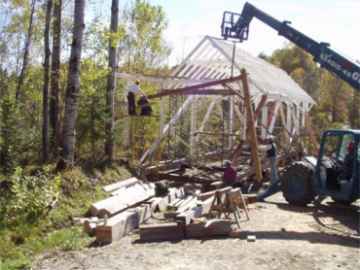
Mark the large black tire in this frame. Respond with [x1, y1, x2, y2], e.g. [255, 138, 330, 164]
[281, 161, 315, 206]
[330, 197, 356, 205]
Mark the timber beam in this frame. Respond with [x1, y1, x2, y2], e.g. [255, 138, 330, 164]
[148, 75, 243, 99]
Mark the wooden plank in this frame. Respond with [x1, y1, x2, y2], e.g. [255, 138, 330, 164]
[148, 75, 243, 99]
[150, 173, 216, 185]
[95, 204, 152, 244]
[197, 186, 232, 201]
[95, 211, 138, 243]
[185, 219, 232, 238]
[90, 183, 155, 217]
[253, 94, 268, 120]
[103, 177, 139, 193]
[241, 69, 263, 182]
[139, 223, 184, 242]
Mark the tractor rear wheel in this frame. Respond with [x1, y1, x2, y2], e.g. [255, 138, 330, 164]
[281, 161, 315, 206]
[331, 197, 356, 205]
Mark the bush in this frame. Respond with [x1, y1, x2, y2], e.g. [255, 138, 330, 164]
[1, 167, 61, 227]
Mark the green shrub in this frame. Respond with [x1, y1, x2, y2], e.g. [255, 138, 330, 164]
[3, 167, 61, 227]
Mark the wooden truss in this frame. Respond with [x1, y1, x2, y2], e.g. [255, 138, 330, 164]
[116, 36, 314, 182]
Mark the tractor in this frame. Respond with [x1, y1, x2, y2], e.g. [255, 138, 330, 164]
[281, 129, 359, 205]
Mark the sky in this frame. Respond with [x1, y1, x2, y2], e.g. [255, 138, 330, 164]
[136, 0, 360, 65]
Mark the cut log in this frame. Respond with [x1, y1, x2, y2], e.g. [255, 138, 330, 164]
[91, 182, 155, 217]
[103, 177, 139, 193]
[95, 211, 138, 243]
[139, 223, 184, 242]
[197, 186, 232, 201]
[95, 204, 151, 243]
[185, 219, 232, 238]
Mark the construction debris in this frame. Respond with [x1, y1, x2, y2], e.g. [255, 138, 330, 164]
[90, 181, 155, 217]
[84, 169, 253, 244]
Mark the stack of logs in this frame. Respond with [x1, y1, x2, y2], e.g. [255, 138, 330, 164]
[83, 174, 256, 244]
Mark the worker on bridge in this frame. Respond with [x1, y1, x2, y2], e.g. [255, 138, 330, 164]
[127, 80, 146, 116]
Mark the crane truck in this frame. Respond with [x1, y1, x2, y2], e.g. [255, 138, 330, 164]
[221, 2, 359, 205]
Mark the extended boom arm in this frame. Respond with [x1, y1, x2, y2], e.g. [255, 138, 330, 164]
[221, 2, 360, 91]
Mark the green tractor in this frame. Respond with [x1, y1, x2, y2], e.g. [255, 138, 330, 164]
[281, 129, 359, 205]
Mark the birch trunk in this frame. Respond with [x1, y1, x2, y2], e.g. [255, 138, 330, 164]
[50, 0, 62, 156]
[42, 0, 53, 163]
[16, 0, 36, 102]
[105, 0, 119, 163]
[61, 0, 86, 165]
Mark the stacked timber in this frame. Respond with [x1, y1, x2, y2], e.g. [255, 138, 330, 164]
[84, 177, 186, 244]
[91, 181, 155, 217]
[84, 174, 253, 244]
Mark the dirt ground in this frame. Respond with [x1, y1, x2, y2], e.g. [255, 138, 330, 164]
[34, 193, 360, 270]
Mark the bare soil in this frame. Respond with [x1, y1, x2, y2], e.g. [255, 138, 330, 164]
[34, 193, 360, 270]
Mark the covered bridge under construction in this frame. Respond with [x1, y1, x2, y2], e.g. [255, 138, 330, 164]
[116, 36, 315, 172]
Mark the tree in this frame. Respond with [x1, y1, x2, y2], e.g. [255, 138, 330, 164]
[124, 0, 170, 71]
[50, 0, 62, 157]
[105, 0, 120, 163]
[61, 0, 86, 165]
[349, 91, 360, 129]
[42, 0, 53, 163]
[15, 0, 37, 102]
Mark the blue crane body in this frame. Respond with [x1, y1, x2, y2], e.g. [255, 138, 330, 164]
[220, 3, 359, 205]
[221, 2, 360, 91]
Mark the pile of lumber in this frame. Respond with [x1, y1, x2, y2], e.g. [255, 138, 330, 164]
[139, 186, 255, 242]
[83, 177, 185, 244]
[83, 174, 255, 244]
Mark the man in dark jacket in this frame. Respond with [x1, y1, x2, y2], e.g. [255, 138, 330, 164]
[266, 136, 278, 184]
[223, 160, 237, 186]
[137, 95, 152, 116]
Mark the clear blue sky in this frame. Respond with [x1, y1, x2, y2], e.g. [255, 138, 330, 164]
[143, 0, 360, 65]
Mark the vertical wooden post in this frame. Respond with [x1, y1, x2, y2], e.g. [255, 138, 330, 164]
[279, 104, 290, 143]
[260, 104, 268, 139]
[190, 96, 198, 160]
[240, 69, 263, 182]
[286, 103, 292, 134]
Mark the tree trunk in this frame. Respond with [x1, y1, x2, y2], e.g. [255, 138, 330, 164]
[16, 0, 36, 102]
[50, 0, 62, 157]
[42, 0, 53, 163]
[105, 0, 119, 163]
[61, 0, 86, 165]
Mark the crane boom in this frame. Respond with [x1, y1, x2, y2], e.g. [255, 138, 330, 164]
[221, 2, 360, 91]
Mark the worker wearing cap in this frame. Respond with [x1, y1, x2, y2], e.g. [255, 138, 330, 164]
[223, 160, 237, 186]
[127, 80, 146, 115]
